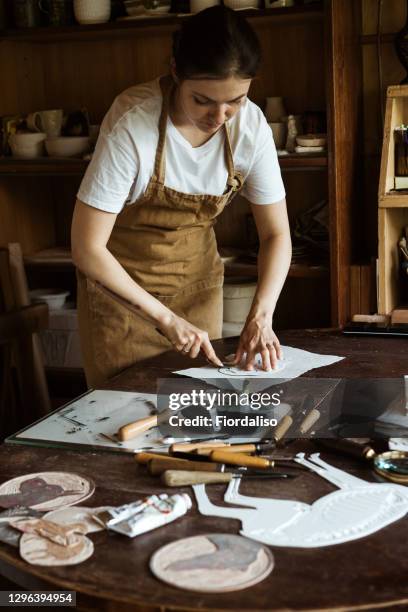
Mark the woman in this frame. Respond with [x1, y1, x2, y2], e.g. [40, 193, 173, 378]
[71, 6, 291, 388]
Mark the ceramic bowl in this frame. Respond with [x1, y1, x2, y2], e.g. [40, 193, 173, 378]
[223, 0, 258, 8]
[296, 134, 327, 147]
[45, 136, 90, 158]
[30, 289, 70, 310]
[9, 132, 46, 159]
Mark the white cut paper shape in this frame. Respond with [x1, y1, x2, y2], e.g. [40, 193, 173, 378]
[193, 453, 408, 548]
[175, 345, 344, 391]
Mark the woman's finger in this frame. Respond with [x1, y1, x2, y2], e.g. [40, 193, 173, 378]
[231, 346, 244, 366]
[273, 336, 283, 360]
[260, 348, 272, 371]
[189, 337, 201, 359]
[201, 336, 223, 367]
[244, 349, 257, 371]
[267, 343, 278, 369]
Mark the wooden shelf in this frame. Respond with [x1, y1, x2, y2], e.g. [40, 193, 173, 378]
[225, 260, 329, 279]
[0, 4, 323, 43]
[278, 154, 327, 170]
[0, 154, 326, 177]
[380, 191, 408, 208]
[0, 158, 88, 176]
[24, 248, 329, 280]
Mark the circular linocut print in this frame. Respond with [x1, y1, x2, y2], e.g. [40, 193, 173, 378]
[20, 532, 94, 567]
[0, 472, 95, 512]
[150, 534, 274, 593]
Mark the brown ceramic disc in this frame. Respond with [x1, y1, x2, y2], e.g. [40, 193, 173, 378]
[150, 533, 274, 593]
[20, 532, 94, 567]
[0, 472, 95, 511]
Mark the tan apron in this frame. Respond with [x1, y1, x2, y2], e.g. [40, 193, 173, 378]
[77, 77, 243, 387]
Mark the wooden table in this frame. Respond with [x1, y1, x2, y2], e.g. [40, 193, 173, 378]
[1, 330, 408, 611]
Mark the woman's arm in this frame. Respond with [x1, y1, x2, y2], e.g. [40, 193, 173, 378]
[232, 198, 291, 371]
[71, 199, 223, 365]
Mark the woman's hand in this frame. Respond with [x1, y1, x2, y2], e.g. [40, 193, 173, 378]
[232, 315, 282, 371]
[159, 313, 223, 367]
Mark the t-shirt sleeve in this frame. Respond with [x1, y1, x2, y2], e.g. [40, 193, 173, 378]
[240, 114, 286, 205]
[77, 127, 139, 214]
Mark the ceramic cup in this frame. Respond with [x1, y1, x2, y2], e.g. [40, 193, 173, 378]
[26, 109, 63, 138]
[268, 122, 286, 150]
[9, 132, 47, 159]
[190, 0, 219, 14]
[73, 0, 111, 24]
[265, 96, 287, 122]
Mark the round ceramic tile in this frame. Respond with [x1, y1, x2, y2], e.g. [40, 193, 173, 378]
[0, 472, 95, 511]
[150, 533, 274, 592]
[44, 506, 112, 533]
[20, 532, 94, 566]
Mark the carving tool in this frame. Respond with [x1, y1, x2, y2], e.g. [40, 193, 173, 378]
[161, 470, 295, 487]
[148, 457, 220, 476]
[315, 438, 408, 483]
[209, 451, 273, 469]
[135, 452, 183, 465]
[147, 457, 281, 476]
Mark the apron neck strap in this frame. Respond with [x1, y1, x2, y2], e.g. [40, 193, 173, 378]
[153, 76, 241, 190]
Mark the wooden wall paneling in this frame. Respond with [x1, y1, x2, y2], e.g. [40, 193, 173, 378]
[0, 178, 56, 252]
[40, 33, 173, 122]
[250, 15, 325, 112]
[326, 0, 363, 326]
[362, 0, 405, 35]
[0, 42, 46, 115]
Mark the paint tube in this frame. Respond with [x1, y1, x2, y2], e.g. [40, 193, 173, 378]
[93, 498, 153, 528]
[99, 493, 191, 538]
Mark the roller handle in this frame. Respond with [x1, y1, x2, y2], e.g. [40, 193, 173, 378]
[316, 438, 375, 460]
[274, 415, 293, 442]
[196, 444, 254, 456]
[135, 452, 179, 465]
[210, 450, 272, 469]
[118, 415, 158, 441]
[148, 458, 219, 476]
[162, 470, 233, 486]
[299, 409, 321, 434]
[170, 441, 228, 453]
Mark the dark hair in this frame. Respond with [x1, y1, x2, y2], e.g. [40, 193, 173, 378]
[172, 5, 261, 80]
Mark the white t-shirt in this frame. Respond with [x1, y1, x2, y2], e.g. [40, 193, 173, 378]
[77, 77, 286, 213]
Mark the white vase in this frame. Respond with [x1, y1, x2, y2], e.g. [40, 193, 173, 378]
[74, 0, 111, 25]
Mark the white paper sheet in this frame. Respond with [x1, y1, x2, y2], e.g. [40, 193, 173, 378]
[11, 390, 267, 453]
[13, 390, 164, 453]
[174, 345, 344, 391]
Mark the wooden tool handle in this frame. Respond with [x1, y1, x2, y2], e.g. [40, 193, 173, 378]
[210, 450, 272, 469]
[299, 409, 321, 434]
[162, 470, 233, 486]
[195, 444, 254, 456]
[274, 415, 293, 441]
[316, 438, 374, 460]
[170, 441, 228, 453]
[135, 452, 176, 465]
[118, 415, 158, 441]
[148, 458, 218, 476]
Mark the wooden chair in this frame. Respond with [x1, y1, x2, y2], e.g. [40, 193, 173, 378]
[0, 246, 51, 439]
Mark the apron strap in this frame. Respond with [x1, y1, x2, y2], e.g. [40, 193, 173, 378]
[153, 76, 173, 185]
[224, 123, 244, 192]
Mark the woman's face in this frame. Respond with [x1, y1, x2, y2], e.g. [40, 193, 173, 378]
[175, 76, 252, 134]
